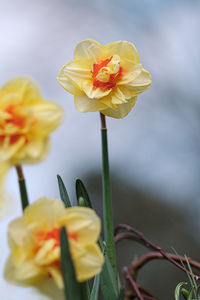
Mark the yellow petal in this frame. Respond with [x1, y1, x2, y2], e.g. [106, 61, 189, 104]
[24, 198, 66, 227]
[82, 80, 112, 99]
[74, 244, 104, 282]
[62, 207, 101, 244]
[31, 100, 63, 135]
[126, 68, 152, 94]
[8, 217, 28, 249]
[118, 63, 142, 85]
[103, 41, 139, 63]
[2, 77, 41, 104]
[4, 255, 41, 285]
[74, 39, 103, 61]
[46, 266, 63, 289]
[57, 59, 92, 94]
[74, 95, 107, 112]
[101, 96, 138, 119]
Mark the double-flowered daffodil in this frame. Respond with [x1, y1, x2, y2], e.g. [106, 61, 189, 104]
[0, 77, 63, 184]
[4, 198, 104, 288]
[57, 39, 152, 118]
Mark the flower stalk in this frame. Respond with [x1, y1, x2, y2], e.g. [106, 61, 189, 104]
[15, 165, 29, 211]
[100, 113, 117, 278]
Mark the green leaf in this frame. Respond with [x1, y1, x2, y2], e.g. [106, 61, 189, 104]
[100, 253, 118, 300]
[117, 289, 125, 300]
[80, 281, 90, 300]
[90, 274, 100, 300]
[57, 175, 71, 207]
[175, 282, 188, 300]
[76, 179, 92, 208]
[98, 236, 118, 299]
[60, 226, 82, 300]
[181, 288, 189, 300]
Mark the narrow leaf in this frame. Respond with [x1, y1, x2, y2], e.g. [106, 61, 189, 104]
[181, 288, 189, 300]
[76, 179, 92, 208]
[80, 281, 90, 300]
[118, 289, 125, 300]
[100, 253, 118, 300]
[90, 274, 100, 300]
[175, 282, 188, 300]
[57, 175, 71, 207]
[60, 226, 82, 300]
[98, 237, 118, 299]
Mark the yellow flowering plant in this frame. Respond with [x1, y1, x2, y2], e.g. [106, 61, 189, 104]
[2, 40, 199, 300]
[57, 39, 151, 118]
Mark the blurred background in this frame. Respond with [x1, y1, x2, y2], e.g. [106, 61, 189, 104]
[0, 0, 200, 299]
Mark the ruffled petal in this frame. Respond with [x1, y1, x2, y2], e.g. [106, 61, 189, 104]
[57, 59, 92, 94]
[126, 68, 152, 94]
[31, 100, 63, 135]
[74, 244, 104, 282]
[74, 95, 107, 112]
[2, 77, 41, 104]
[101, 96, 138, 119]
[24, 198, 66, 228]
[103, 41, 139, 63]
[4, 255, 41, 285]
[82, 80, 112, 99]
[62, 207, 101, 244]
[74, 39, 103, 61]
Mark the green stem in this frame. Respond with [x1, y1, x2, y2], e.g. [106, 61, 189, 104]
[15, 165, 29, 211]
[100, 113, 117, 278]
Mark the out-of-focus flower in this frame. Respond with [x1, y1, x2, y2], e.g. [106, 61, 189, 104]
[57, 39, 152, 118]
[4, 198, 104, 288]
[0, 77, 63, 184]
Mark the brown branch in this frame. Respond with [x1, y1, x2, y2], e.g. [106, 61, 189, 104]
[124, 266, 144, 300]
[130, 252, 200, 276]
[115, 224, 200, 281]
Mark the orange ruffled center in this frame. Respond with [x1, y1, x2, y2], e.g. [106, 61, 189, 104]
[92, 55, 122, 91]
[0, 103, 32, 145]
[36, 227, 78, 249]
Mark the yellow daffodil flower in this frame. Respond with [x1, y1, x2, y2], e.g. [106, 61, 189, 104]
[4, 198, 104, 288]
[57, 39, 152, 118]
[0, 77, 63, 186]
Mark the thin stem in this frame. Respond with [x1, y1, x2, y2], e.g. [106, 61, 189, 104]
[100, 113, 117, 278]
[115, 224, 200, 281]
[15, 165, 29, 211]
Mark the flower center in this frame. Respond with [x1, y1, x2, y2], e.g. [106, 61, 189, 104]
[92, 55, 122, 91]
[36, 227, 77, 249]
[0, 103, 32, 145]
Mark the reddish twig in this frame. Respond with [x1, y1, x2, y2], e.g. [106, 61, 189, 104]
[124, 266, 144, 300]
[130, 252, 200, 276]
[115, 224, 200, 281]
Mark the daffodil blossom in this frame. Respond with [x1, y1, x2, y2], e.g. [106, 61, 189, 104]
[4, 198, 104, 288]
[58, 39, 152, 118]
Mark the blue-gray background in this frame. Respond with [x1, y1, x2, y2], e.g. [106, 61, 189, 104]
[0, 0, 200, 299]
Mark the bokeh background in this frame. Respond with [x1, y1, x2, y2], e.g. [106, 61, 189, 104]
[0, 0, 200, 299]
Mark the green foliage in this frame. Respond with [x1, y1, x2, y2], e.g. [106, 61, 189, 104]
[76, 179, 92, 208]
[57, 174, 71, 207]
[60, 226, 82, 300]
[174, 255, 200, 300]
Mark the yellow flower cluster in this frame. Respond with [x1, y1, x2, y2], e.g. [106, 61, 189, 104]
[4, 198, 104, 288]
[0, 77, 63, 183]
[57, 39, 152, 118]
